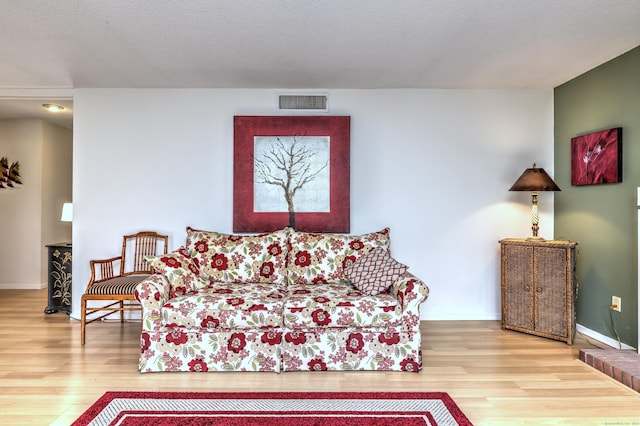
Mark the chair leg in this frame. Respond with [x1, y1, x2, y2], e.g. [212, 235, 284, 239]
[80, 298, 86, 346]
[120, 301, 125, 322]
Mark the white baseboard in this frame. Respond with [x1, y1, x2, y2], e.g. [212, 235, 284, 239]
[0, 282, 47, 290]
[576, 323, 636, 351]
[422, 312, 501, 321]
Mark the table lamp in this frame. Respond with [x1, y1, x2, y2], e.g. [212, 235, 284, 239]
[509, 163, 560, 240]
[61, 203, 73, 222]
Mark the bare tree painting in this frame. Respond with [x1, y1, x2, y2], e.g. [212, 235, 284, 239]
[254, 135, 330, 228]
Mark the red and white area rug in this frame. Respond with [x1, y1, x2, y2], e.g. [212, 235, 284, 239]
[72, 391, 473, 426]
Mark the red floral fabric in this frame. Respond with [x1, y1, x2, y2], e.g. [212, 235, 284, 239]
[139, 329, 283, 372]
[185, 227, 290, 285]
[161, 283, 285, 329]
[135, 227, 430, 374]
[281, 328, 423, 372]
[145, 247, 209, 297]
[284, 284, 401, 328]
[287, 228, 390, 285]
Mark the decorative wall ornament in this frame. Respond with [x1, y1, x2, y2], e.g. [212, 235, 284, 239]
[0, 157, 23, 189]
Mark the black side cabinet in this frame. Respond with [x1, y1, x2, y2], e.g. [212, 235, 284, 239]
[44, 242, 72, 314]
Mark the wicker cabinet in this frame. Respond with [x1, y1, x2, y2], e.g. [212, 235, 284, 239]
[499, 238, 577, 344]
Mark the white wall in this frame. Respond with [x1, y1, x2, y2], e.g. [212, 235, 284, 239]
[40, 122, 73, 282]
[0, 119, 72, 288]
[0, 119, 43, 288]
[72, 88, 555, 320]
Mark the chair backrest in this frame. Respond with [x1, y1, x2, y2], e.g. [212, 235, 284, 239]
[120, 231, 169, 275]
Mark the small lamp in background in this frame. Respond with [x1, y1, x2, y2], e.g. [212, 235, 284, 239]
[509, 164, 560, 240]
[61, 203, 73, 222]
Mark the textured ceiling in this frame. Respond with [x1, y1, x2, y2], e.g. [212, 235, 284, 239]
[1, 0, 640, 128]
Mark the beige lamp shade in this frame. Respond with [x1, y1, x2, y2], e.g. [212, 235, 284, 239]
[61, 203, 73, 222]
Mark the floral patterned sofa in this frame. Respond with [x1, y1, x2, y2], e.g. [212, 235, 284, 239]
[135, 227, 429, 373]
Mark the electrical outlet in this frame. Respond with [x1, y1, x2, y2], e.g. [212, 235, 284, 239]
[611, 296, 621, 312]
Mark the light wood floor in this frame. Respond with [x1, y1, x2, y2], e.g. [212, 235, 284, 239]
[1, 289, 638, 425]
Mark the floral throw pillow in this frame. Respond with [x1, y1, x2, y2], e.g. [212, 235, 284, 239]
[287, 228, 391, 285]
[343, 247, 408, 296]
[145, 247, 209, 297]
[185, 227, 290, 285]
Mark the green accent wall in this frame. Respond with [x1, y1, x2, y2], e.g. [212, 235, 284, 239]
[554, 46, 639, 348]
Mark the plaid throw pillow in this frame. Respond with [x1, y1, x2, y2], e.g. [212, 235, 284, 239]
[343, 247, 408, 296]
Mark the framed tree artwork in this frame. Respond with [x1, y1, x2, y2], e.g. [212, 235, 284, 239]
[234, 115, 350, 233]
[571, 127, 622, 186]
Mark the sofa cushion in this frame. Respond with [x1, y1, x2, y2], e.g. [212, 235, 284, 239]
[145, 247, 209, 297]
[287, 228, 391, 285]
[343, 247, 408, 296]
[161, 283, 286, 330]
[283, 284, 401, 329]
[185, 227, 290, 286]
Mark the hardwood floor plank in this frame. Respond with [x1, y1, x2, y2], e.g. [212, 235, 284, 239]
[1, 288, 638, 425]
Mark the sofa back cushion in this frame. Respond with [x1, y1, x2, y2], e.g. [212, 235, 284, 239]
[287, 228, 391, 285]
[185, 227, 290, 285]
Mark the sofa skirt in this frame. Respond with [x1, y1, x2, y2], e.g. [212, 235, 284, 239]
[281, 328, 422, 372]
[138, 326, 422, 373]
[139, 328, 283, 373]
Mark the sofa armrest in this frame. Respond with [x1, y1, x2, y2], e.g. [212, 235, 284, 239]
[135, 274, 170, 331]
[390, 272, 429, 333]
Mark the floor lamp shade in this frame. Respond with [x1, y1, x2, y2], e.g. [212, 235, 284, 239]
[509, 164, 560, 239]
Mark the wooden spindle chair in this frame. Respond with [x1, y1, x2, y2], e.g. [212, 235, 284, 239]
[80, 231, 168, 345]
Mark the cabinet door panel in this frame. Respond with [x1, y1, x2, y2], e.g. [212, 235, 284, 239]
[503, 244, 534, 329]
[535, 247, 568, 337]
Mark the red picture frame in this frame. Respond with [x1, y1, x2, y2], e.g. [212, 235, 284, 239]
[234, 116, 350, 233]
[571, 127, 622, 186]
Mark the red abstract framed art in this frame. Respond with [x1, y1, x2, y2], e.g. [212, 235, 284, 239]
[233, 115, 350, 233]
[571, 127, 622, 186]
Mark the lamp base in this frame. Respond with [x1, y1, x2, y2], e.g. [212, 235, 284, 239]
[526, 236, 546, 241]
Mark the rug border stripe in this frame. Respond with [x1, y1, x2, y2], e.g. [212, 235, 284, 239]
[72, 391, 473, 426]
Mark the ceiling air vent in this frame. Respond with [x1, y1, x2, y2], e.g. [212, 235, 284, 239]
[278, 94, 328, 112]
